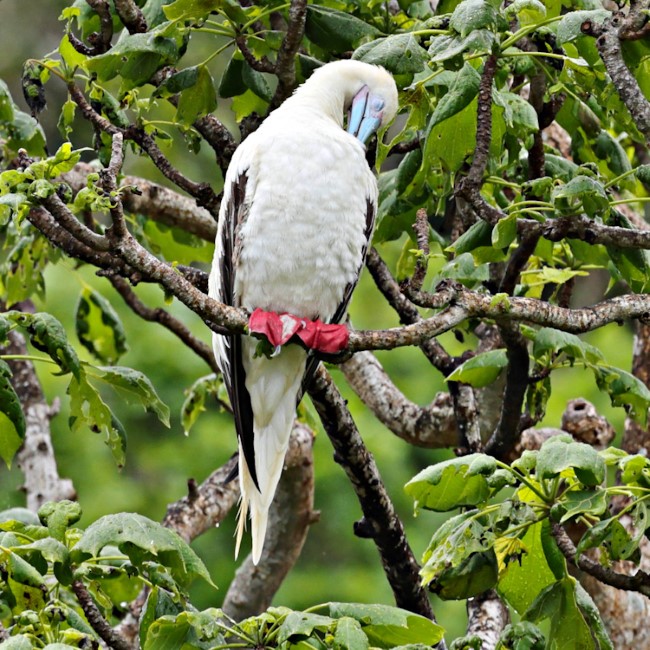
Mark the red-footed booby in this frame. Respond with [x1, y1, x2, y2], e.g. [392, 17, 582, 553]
[209, 60, 398, 564]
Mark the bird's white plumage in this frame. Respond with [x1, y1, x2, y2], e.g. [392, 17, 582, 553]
[209, 60, 397, 564]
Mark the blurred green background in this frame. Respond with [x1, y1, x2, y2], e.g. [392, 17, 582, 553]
[0, 0, 634, 640]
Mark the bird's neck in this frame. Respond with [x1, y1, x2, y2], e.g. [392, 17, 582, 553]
[279, 85, 346, 129]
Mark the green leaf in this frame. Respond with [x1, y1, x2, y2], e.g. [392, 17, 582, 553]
[496, 622, 546, 650]
[447, 220, 493, 255]
[505, 0, 546, 26]
[574, 582, 613, 650]
[552, 175, 609, 218]
[532, 328, 604, 364]
[545, 154, 580, 182]
[636, 164, 650, 185]
[68, 372, 127, 468]
[0, 636, 34, 650]
[524, 577, 597, 649]
[7, 552, 45, 588]
[492, 213, 518, 249]
[176, 65, 217, 125]
[9, 311, 81, 378]
[593, 365, 650, 424]
[354, 34, 428, 75]
[90, 366, 170, 427]
[0, 360, 26, 468]
[277, 611, 334, 643]
[163, 0, 221, 21]
[219, 53, 248, 98]
[537, 436, 605, 486]
[327, 603, 444, 648]
[86, 29, 179, 85]
[434, 549, 498, 599]
[181, 374, 220, 435]
[447, 349, 508, 388]
[71, 513, 215, 589]
[498, 521, 558, 614]
[144, 614, 191, 650]
[559, 489, 607, 523]
[38, 500, 82, 541]
[428, 31, 496, 63]
[556, 10, 611, 44]
[429, 63, 481, 130]
[305, 6, 379, 53]
[334, 617, 369, 650]
[604, 210, 650, 293]
[450, 0, 498, 38]
[76, 287, 128, 364]
[405, 454, 497, 511]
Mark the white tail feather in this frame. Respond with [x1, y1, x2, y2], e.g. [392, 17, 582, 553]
[236, 343, 307, 564]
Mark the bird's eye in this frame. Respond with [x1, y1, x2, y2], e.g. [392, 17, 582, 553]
[370, 97, 385, 111]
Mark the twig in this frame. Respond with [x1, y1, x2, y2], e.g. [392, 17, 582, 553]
[484, 324, 530, 459]
[236, 36, 275, 74]
[308, 366, 438, 624]
[407, 208, 430, 293]
[71, 579, 131, 650]
[101, 132, 129, 241]
[551, 522, 650, 597]
[85, 0, 113, 54]
[109, 276, 218, 372]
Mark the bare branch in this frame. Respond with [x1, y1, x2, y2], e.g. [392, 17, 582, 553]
[85, 0, 113, 54]
[4, 312, 76, 511]
[583, 13, 650, 144]
[271, 0, 308, 109]
[466, 590, 509, 650]
[341, 351, 457, 448]
[236, 36, 275, 74]
[308, 366, 439, 624]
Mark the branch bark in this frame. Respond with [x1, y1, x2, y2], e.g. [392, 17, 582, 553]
[308, 366, 439, 626]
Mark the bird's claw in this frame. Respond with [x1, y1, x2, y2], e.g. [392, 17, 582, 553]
[248, 308, 349, 354]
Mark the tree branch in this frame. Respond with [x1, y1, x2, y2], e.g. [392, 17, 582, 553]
[466, 590, 509, 650]
[308, 366, 439, 625]
[114, 0, 148, 34]
[583, 13, 650, 144]
[71, 579, 131, 650]
[551, 522, 650, 597]
[85, 0, 113, 54]
[271, 0, 308, 109]
[4, 307, 76, 511]
[341, 351, 458, 448]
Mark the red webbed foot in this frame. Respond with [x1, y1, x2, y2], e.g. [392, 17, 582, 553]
[248, 309, 349, 354]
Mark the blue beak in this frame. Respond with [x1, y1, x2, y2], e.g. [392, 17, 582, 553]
[347, 85, 385, 145]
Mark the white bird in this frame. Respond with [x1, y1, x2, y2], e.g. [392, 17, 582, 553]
[208, 60, 398, 564]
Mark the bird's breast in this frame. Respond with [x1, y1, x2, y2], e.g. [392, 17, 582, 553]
[235, 124, 375, 320]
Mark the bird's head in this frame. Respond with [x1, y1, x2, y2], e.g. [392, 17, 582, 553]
[292, 60, 398, 146]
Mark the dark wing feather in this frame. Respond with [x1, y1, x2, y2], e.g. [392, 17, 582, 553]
[300, 197, 376, 397]
[220, 173, 260, 490]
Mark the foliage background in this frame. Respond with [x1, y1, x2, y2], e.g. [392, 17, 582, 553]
[0, 0, 641, 643]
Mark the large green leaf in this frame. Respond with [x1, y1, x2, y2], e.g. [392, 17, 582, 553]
[305, 6, 379, 53]
[532, 328, 604, 364]
[354, 34, 428, 75]
[428, 63, 481, 130]
[593, 365, 650, 424]
[72, 512, 214, 590]
[174, 65, 217, 125]
[536, 436, 605, 486]
[327, 603, 444, 648]
[405, 454, 497, 511]
[450, 0, 499, 38]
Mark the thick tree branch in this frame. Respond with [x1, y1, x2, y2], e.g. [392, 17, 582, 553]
[85, 0, 113, 54]
[466, 590, 509, 650]
[341, 351, 457, 448]
[583, 13, 650, 144]
[114, 0, 148, 33]
[4, 312, 76, 510]
[308, 366, 439, 625]
[271, 0, 308, 109]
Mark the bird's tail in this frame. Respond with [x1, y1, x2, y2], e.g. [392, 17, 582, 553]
[236, 343, 306, 564]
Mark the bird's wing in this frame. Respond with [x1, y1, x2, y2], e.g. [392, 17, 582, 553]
[300, 196, 376, 397]
[216, 172, 260, 490]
